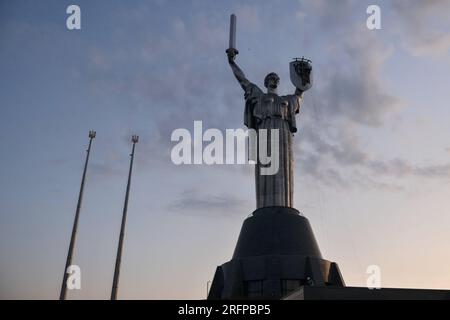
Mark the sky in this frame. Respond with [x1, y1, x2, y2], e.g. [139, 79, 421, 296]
[1, 0, 450, 299]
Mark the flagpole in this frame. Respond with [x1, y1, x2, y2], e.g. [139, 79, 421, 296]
[111, 135, 139, 300]
[60, 130, 96, 300]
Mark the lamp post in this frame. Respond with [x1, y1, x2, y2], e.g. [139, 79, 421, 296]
[60, 130, 96, 300]
[111, 135, 139, 300]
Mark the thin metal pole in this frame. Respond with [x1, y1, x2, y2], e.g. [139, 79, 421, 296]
[60, 130, 96, 300]
[111, 135, 138, 300]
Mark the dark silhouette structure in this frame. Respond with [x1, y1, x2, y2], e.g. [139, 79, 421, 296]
[208, 207, 344, 299]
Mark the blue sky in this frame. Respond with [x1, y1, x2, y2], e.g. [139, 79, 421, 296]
[1, 0, 450, 299]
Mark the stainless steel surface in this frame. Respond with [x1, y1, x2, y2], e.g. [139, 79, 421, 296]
[226, 15, 312, 208]
[229, 14, 236, 50]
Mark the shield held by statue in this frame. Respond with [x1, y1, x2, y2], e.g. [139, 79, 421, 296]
[289, 58, 313, 91]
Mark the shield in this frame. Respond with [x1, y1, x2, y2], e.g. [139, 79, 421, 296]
[290, 57, 313, 91]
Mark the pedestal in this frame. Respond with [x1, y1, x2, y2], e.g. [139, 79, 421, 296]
[208, 206, 345, 299]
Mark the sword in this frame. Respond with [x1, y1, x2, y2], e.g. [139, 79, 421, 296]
[226, 14, 239, 57]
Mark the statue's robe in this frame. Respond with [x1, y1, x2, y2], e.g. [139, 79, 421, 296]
[244, 83, 301, 209]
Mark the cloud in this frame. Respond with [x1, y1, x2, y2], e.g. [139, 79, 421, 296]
[78, 1, 449, 195]
[168, 188, 247, 216]
[235, 4, 261, 32]
[90, 161, 125, 179]
[296, 122, 450, 189]
[408, 34, 450, 57]
[368, 158, 450, 179]
[282, 0, 450, 190]
[302, 6, 403, 126]
[391, 0, 450, 57]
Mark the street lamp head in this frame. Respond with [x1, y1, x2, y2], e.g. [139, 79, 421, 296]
[132, 135, 139, 143]
[89, 130, 96, 139]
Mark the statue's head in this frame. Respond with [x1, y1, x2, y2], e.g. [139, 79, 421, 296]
[264, 72, 280, 90]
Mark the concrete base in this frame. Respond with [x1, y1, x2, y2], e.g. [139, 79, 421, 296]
[283, 286, 450, 300]
[208, 206, 345, 300]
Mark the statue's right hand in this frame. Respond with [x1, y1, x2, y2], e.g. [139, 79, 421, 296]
[226, 48, 238, 62]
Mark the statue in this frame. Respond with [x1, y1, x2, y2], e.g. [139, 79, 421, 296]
[226, 14, 313, 209]
[207, 15, 343, 300]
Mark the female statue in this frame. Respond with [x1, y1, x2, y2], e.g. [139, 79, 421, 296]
[226, 49, 312, 209]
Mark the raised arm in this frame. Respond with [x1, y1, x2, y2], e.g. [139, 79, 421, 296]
[227, 49, 250, 91]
